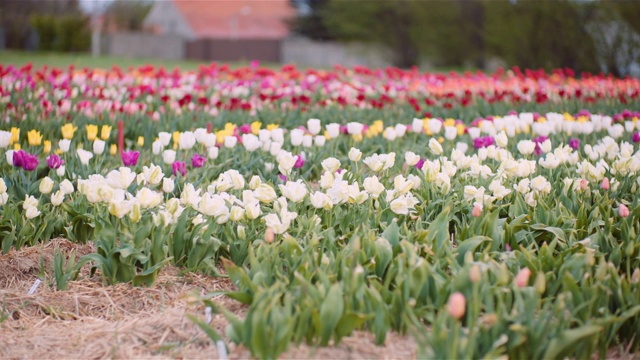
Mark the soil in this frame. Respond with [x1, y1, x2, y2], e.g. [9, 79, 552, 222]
[0, 239, 418, 359]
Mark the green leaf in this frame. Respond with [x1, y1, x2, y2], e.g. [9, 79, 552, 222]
[455, 236, 491, 265]
[543, 325, 602, 360]
[381, 221, 400, 251]
[319, 283, 345, 346]
[187, 314, 224, 342]
[335, 313, 370, 342]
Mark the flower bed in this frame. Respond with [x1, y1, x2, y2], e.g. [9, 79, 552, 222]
[1, 64, 640, 358]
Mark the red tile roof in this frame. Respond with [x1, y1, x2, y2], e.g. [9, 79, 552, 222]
[173, 0, 295, 40]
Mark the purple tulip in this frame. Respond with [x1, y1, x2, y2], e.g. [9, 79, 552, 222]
[12, 150, 26, 168]
[191, 153, 206, 168]
[239, 123, 252, 134]
[22, 152, 39, 171]
[473, 136, 495, 149]
[415, 158, 425, 170]
[121, 150, 140, 167]
[294, 155, 305, 169]
[46, 154, 65, 169]
[172, 161, 186, 176]
[569, 138, 580, 150]
[633, 132, 640, 143]
[278, 174, 287, 182]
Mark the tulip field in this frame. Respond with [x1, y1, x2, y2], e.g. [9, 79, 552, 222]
[1, 62, 640, 358]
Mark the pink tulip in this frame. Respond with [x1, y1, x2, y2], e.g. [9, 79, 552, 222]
[447, 292, 466, 320]
[472, 203, 482, 217]
[619, 204, 630, 218]
[600, 178, 610, 190]
[515, 268, 531, 288]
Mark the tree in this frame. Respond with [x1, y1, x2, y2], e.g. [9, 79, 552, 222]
[289, 0, 334, 41]
[103, 0, 153, 32]
[482, 0, 600, 72]
[0, 0, 81, 49]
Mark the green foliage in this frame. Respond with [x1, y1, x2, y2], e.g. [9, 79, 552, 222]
[52, 245, 76, 291]
[30, 14, 90, 52]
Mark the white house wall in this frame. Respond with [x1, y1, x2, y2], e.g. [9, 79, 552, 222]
[143, 1, 195, 40]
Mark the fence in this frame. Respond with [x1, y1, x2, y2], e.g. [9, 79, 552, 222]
[186, 39, 280, 63]
[282, 37, 393, 68]
[106, 33, 185, 61]
[104, 32, 393, 68]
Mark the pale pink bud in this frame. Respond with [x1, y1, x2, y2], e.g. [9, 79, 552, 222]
[619, 204, 630, 218]
[600, 178, 610, 190]
[469, 265, 481, 283]
[265, 227, 275, 243]
[579, 179, 588, 191]
[447, 292, 466, 320]
[515, 268, 531, 288]
[472, 203, 482, 217]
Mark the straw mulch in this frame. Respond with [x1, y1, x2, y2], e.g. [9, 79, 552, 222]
[0, 239, 418, 359]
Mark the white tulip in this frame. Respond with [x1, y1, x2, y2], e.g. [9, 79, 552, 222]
[349, 147, 362, 162]
[179, 131, 196, 150]
[162, 149, 176, 164]
[321, 157, 341, 173]
[290, 129, 304, 146]
[93, 139, 106, 155]
[76, 149, 93, 165]
[326, 123, 341, 138]
[307, 118, 322, 135]
[39, 176, 55, 194]
[152, 140, 164, 155]
[51, 190, 64, 206]
[59, 139, 71, 153]
[224, 135, 237, 148]
[158, 132, 171, 146]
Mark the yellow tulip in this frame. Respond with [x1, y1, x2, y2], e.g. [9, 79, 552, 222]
[14, 143, 21, 150]
[55, 148, 63, 155]
[100, 125, 112, 140]
[61, 124, 77, 140]
[324, 130, 331, 140]
[43, 140, 51, 154]
[224, 122, 235, 131]
[444, 118, 456, 127]
[27, 129, 42, 146]
[251, 121, 262, 135]
[266, 124, 279, 131]
[10, 127, 19, 145]
[172, 131, 181, 145]
[110, 144, 118, 155]
[137, 136, 144, 147]
[86, 124, 98, 141]
[456, 124, 466, 136]
[438, 136, 445, 144]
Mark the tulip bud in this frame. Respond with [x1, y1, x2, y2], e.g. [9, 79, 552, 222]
[472, 203, 483, 217]
[163, 177, 175, 193]
[130, 202, 141, 223]
[600, 177, 610, 190]
[265, 227, 275, 243]
[619, 203, 630, 218]
[237, 225, 246, 240]
[469, 265, 481, 283]
[515, 268, 531, 288]
[447, 292, 466, 320]
[534, 272, 546, 294]
[579, 178, 588, 191]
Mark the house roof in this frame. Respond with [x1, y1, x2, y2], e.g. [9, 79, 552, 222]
[173, 0, 295, 40]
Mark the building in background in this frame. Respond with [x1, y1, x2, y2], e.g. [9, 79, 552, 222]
[142, 0, 294, 62]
